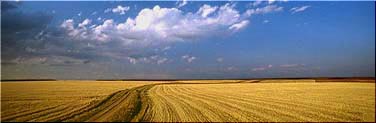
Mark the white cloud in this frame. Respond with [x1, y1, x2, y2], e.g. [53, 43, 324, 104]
[229, 20, 249, 31]
[61, 19, 75, 30]
[290, 5, 310, 14]
[182, 55, 196, 63]
[245, 5, 283, 17]
[197, 4, 218, 17]
[176, 0, 188, 8]
[78, 19, 91, 28]
[112, 5, 130, 15]
[127, 55, 169, 65]
[61, 3, 283, 47]
[61, 19, 80, 37]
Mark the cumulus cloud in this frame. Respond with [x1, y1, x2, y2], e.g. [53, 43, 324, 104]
[182, 55, 196, 63]
[112, 5, 130, 15]
[61, 3, 282, 48]
[290, 5, 310, 14]
[51, 3, 285, 66]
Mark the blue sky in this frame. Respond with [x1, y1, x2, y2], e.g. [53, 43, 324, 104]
[1, 1, 375, 79]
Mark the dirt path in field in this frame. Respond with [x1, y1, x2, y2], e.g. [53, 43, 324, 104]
[59, 81, 251, 122]
[53, 84, 155, 122]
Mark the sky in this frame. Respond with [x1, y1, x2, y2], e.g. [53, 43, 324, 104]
[1, 1, 375, 80]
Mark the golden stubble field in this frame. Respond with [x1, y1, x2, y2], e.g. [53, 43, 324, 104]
[1, 79, 375, 122]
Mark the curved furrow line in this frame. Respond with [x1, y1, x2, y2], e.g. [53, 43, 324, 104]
[162, 85, 218, 122]
[1, 104, 65, 122]
[126, 84, 154, 122]
[145, 85, 182, 122]
[146, 85, 179, 121]
[168, 85, 256, 122]
[149, 85, 206, 122]
[27, 102, 86, 122]
[57, 89, 129, 121]
[84, 84, 155, 122]
[57, 84, 152, 122]
[39, 101, 94, 122]
[84, 91, 133, 121]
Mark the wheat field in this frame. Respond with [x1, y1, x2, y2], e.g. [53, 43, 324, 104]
[1, 80, 375, 122]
